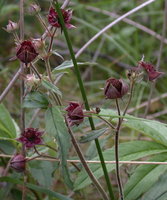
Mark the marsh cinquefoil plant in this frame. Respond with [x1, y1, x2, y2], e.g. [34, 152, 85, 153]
[0, 0, 166, 200]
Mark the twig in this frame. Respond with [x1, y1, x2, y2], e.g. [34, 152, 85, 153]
[97, 115, 115, 130]
[3, 154, 167, 165]
[86, 6, 167, 45]
[127, 92, 167, 113]
[147, 109, 167, 119]
[65, 117, 109, 200]
[0, 68, 22, 103]
[27, 109, 40, 127]
[75, 0, 158, 58]
[61, 0, 71, 9]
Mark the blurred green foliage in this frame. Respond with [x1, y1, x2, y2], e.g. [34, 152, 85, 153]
[0, 0, 167, 199]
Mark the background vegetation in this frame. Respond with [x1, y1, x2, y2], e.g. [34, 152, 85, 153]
[0, 0, 167, 199]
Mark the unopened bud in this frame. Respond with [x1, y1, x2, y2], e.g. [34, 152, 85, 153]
[96, 107, 101, 114]
[5, 20, 19, 33]
[10, 154, 26, 173]
[29, 4, 41, 15]
[25, 74, 40, 87]
[32, 38, 45, 52]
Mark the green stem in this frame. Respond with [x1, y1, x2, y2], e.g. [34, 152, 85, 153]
[54, 2, 115, 200]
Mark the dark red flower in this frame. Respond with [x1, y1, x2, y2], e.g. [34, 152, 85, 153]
[65, 102, 84, 126]
[104, 78, 129, 99]
[48, 7, 75, 29]
[10, 154, 26, 173]
[16, 40, 38, 65]
[17, 128, 44, 148]
[139, 61, 163, 81]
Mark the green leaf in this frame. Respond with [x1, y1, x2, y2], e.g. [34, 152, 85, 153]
[29, 161, 54, 188]
[45, 106, 73, 189]
[0, 104, 17, 138]
[41, 79, 62, 97]
[51, 50, 64, 60]
[74, 141, 167, 190]
[0, 141, 15, 154]
[52, 60, 96, 71]
[23, 91, 49, 109]
[0, 5, 18, 17]
[79, 128, 107, 143]
[124, 118, 167, 147]
[99, 109, 167, 146]
[124, 153, 167, 200]
[0, 176, 73, 200]
[140, 172, 167, 200]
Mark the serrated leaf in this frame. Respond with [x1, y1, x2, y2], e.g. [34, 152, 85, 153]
[23, 91, 49, 109]
[41, 79, 62, 97]
[79, 128, 107, 143]
[30, 161, 54, 188]
[74, 141, 167, 190]
[99, 109, 167, 146]
[0, 104, 16, 138]
[0, 177, 73, 200]
[124, 153, 167, 200]
[45, 106, 73, 189]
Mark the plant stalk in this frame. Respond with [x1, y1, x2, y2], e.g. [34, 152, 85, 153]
[114, 81, 135, 200]
[65, 117, 109, 200]
[54, 1, 115, 199]
[115, 99, 124, 200]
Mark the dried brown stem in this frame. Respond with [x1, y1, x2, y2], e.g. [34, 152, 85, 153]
[65, 117, 109, 200]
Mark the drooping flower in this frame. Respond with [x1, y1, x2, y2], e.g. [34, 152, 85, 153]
[10, 154, 26, 173]
[104, 78, 129, 99]
[65, 102, 84, 126]
[16, 40, 38, 65]
[139, 61, 163, 81]
[17, 128, 44, 148]
[48, 7, 75, 29]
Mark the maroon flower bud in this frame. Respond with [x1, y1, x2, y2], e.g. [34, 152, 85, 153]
[16, 40, 38, 65]
[17, 128, 44, 148]
[104, 78, 129, 99]
[5, 20, 19, 33]
[65, 102, 84, 126]
[139, 61, 163, 81]
[48, 7, 75, 29]
[10, 154, 26, 173]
